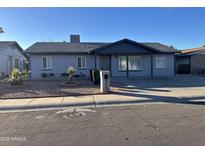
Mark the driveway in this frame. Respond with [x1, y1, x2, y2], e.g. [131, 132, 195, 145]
[111, 75, 205, 105]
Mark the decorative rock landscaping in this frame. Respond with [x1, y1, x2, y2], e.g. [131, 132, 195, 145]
[0, 79, 101, 99]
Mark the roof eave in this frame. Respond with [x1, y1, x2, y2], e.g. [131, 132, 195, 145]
[25, 51, 92, 55]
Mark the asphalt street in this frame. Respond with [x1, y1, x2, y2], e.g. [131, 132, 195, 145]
[0, 103, 205, 146]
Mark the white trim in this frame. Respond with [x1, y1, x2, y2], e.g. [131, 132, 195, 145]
[42, 56, 52, 70]
[155, 56, 167, 68]
[76, 56, 86, 69]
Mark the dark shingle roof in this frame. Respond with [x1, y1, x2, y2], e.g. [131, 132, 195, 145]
[0, 41, 23, 51]
[0, 41, 17, 48]
[25, 42, 108, 54]
[142, 42, 178, 53]
[25, 40, 178, 54]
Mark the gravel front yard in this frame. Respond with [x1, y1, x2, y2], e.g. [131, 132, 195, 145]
[0, 79, 102, 99]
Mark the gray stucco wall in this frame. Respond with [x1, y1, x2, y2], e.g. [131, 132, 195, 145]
[30, 54, 95, 78]
[153, 54, 175, 76]
[30, 53, 175, 79]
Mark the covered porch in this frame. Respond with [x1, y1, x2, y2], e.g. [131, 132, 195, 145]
[92, 39, 158, 78]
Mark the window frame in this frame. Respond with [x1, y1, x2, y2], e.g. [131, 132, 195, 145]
[119, 56, 127, 71]
[119, 55, 141, 71]
[77, 56, 86, 69]
[155, 56, 167, 69]
[42, 56, 52, 70]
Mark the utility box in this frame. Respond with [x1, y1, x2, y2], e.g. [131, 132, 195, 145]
[100, 70, 110, 93]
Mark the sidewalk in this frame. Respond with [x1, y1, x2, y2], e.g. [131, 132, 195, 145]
[0, 93, 152, 110]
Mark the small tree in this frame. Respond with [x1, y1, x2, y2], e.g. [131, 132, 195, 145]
[0, 27, 4, 33]
[67, 66, 76, 82]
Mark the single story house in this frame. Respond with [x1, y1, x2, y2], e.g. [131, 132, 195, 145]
[25, 35, 179, 79]
[0, 41, 26, 78]
[176, 45, 205, 74]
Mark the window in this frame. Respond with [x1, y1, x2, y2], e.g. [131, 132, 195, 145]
[14, 58, 20, 69]
[77, 56, 86, 69]
[42, 56, 52, 69]
[119, 56, 127, 71]
[128, 56, 141, 70]
[155, 56, 167, 68]
[119, 56, 141, 71]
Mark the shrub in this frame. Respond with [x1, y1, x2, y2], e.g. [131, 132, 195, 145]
[73, 74, 80, 78]
[61, 73, 68, 78]
[67, 66, 76, 81]
[2, 68, 23, 85]
[21, 71, 30, 79]
[11, 68, 21, 79]
[49, 73, 55, 77]
[41, 73, 48, 78]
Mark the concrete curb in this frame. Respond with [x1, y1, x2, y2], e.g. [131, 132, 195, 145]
[0, 102, 95, 111]
[0, 93, 200, 111]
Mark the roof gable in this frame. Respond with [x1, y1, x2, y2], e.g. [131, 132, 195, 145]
[0, 41, 25, 57]
[0, 41, 23, 51]
[91, 39, 176, 54]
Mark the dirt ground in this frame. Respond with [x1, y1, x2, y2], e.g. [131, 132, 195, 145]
[0, 79, 101, 99]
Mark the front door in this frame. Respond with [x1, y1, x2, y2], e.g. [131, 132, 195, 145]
[99, 56, 110, 70]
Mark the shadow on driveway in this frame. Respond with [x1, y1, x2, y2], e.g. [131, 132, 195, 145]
[109, 76, 205, 106]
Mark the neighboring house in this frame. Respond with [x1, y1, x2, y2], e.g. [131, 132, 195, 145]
[176, 46, 205, 74]
[25, 35, 179, 79]
[0, 41, 26, 77]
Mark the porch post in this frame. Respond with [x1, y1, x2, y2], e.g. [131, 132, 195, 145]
[94, 53, 97, 69]
[109, 54, 112, 77]
[126, 52, 129, 78]
[151, 54, 153, 78]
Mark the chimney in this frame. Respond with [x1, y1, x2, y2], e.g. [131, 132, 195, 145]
[70, 35, 80, 43]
